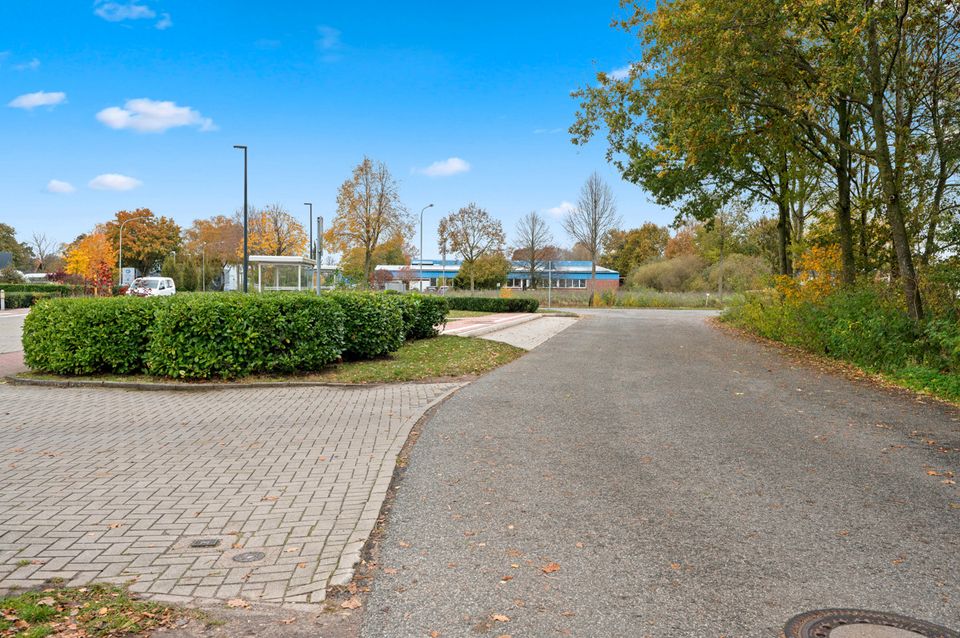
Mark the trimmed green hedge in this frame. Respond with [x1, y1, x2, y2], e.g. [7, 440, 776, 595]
[22, 291, 443, 379]
[396, 294, 449, 340]
[0, 283, 74, 295]
[1, 291, 60, 309]
[326, 292, 405, 359]
[23, 297, 163, 375]
[446, 296, 539, 313]
[146, 294, 345, 379]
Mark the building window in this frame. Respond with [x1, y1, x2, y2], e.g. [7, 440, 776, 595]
[552, 278, 585, 288]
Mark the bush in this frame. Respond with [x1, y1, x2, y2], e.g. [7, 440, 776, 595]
[627, 254, 706, 292]
[1, 291, 59, 309]
[326, 291, 405, 359]
[446, 296, 539, 313]
[396, 294, 449, 340]
[0, 283, 75, 295]
[23, 297, 163, 375]
[146, 294, 345, 379]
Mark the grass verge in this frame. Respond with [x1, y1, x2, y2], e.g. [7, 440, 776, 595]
[0, 584, 184, 637]
[15, 336, 525, 386]
[447, 309, 493, 319]
[311, 336, 524, 383]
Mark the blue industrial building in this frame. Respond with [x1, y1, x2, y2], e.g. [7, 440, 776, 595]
[374, 260, 620, 291]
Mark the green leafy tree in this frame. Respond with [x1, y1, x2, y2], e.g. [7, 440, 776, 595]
[0, 223, 33, 269]
[454, 253, 510, 290]
[601, 223, 670, 275]
[438, 204, 506, 292]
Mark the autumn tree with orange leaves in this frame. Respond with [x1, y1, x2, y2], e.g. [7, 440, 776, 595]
[239, 204, 307, 257]
[65, 233, 114, 295]
[102, 209, 181, 276]
[326, 158, 412, 286]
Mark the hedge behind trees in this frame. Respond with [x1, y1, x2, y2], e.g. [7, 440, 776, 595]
[446, 296, 539, 313]
[1, 291, 60, 309]
[0, 283, 75, 295]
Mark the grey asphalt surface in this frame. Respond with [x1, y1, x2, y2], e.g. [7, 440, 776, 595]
[0, 309, 26, 354]
[361, 309, 959, 637]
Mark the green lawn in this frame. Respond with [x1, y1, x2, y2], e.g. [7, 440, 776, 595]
[311, 335, 524, 383]
[0, 584, 185, 637]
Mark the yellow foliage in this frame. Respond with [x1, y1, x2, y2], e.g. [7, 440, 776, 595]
[499, 286, 514, 299]
[776, 245, 842, 302]
[66, 233, 113, 282]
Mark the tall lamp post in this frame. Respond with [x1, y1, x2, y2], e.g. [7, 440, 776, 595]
[233, 144, 249, 292]
[201, 242, 206, 292]
[419, 204, 433, 290]
[304, 202, 314, 291]
[316, 215, 324, 294]
[118, 214, 150, 284]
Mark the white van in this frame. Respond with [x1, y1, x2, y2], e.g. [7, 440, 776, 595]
[126, 277, 176, 297]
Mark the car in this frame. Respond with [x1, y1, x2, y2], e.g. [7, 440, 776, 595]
[126, 277, 176, 297]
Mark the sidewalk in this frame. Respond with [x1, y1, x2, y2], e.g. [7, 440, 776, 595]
[441, 313, 540, 337]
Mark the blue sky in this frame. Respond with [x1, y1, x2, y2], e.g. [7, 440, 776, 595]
[1, 0, 669, 258]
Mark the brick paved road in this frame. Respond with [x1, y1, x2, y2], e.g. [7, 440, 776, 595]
[0, 382, 460, 608]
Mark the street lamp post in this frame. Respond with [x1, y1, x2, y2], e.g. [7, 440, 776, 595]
[118, 214, 150, 284]
[316, 216, 324, 294]
[201, 243, 206, 292]
[419, 204, 433, 291]
[233, 144, 249, 292]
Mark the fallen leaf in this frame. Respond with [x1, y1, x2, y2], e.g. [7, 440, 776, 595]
[279, 617, 296, 624]
[261, 495, 279, 502]
[398, 540, 411, 548]
[98, 607, 109, 616]
[226, 599, 250, 609]
[340, 597, 361, 610]
[670, 563, 681, 570]
[892, 555, 906, 566]
[561, 610, 576, 617]
[36, 597, 56, 606]
[383, 567, 398, 574]
[575, 542, 584, 548]
[491, 614, 510, 622]
[297, 562, 307, 569]
[108, 522, 122, 529]
[430, 631, 440, 638]
[500, 575, 513, 582]
[541, 562, 561, 574]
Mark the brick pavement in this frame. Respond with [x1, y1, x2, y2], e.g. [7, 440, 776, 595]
[0, 382, 460, 608]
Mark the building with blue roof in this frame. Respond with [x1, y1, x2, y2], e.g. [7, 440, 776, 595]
[374, 260, 620, 291]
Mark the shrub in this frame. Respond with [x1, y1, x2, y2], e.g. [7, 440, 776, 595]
[0, 283, 75, 295]
[23, 296, 163, 375]
[446, 296, 539, 313]
[326, 291, 405, 359]
[627, 254, 706, 292]
[1, 291, 59, 309]
[396, 294, 449, 340]
[145, 294, 345, 379]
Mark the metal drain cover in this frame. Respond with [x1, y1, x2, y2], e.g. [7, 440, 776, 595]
[231, 551, 266, 563]
[784, 610, 959, 638]
[189, 538, 221, 548]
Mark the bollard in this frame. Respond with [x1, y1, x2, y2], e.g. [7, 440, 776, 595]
[1, 289, 4, 311]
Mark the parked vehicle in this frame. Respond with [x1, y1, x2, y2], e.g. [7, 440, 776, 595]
[126, 277, 176, 297]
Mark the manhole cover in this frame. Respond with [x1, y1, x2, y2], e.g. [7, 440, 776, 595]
[232, 551, 266, 563]
[784, 610, 959, 638]
[189, 538, 221, 548]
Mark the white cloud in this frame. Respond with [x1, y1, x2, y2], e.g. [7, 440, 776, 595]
[417, 157, 471, 178]
[15, 58, 40, 71]
[316, 25, 341, 50]
[94, 1, 156, 22]
[46, 179, 76, 194]
[96, 98, 215, 133]
[8, 91, 66, 109]
[533, 127, 563, 135]
[609, 64, 633, 81]
[89, 173, 143, 191]
[155, 12, 172, 29]
[545, 201, 576, 217]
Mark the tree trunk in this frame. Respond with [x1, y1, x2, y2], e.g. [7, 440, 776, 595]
[776, 199, 793, 276]
[866, 4, 923, 321]
[836, 98, 856, 285]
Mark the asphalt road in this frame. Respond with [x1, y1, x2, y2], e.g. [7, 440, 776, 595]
[361, 309, 959, 637]
[0, 309, 26, 354]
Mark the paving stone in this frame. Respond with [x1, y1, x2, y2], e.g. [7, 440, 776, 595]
[0, 382, 460, 607]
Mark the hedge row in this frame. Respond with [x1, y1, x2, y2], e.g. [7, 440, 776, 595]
[1, 291, 60, 309]
[446, 296, 539, 313]
[0, 283, 75, 295]
[22, 291, 448, 379]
